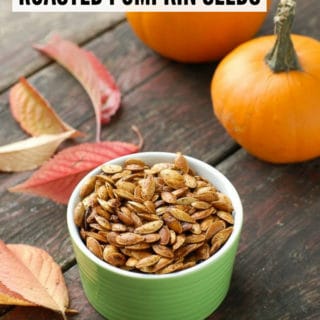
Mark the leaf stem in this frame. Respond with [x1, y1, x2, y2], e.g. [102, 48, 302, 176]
[265, 0, 301, 72]
[131, 125, 144, 150]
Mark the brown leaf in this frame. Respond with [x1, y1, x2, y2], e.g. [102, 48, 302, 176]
[0, 131, 75, 172]
[0, 240, 69, 319]
[9, 77, 80, 137]
[0, 306, 63, 320]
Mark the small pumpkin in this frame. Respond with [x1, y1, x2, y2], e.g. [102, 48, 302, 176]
[211, 0, 320, 163]
[126, 4, 270, 63]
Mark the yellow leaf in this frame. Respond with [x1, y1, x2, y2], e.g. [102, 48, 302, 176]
[9, 77, 81, 138]
[0, 130, 75, 172]
[0, 240, 69, 319]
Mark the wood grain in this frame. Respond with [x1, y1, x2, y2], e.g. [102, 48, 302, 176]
[0, 1, 124, 92]
[64, 266, 105, 320]
[0, 23, 170, 265]
[0, 18, 238, 311]
[209, 150, 320, 320]
[0, 1, 319, 319]
[60, 150, 320, 320]
[13, 145, 318, 318]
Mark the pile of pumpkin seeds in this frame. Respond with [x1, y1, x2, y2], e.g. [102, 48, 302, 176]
[74, 153, 234, 274]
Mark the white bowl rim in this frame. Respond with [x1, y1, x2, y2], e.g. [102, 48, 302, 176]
[67, 152, 243, 280]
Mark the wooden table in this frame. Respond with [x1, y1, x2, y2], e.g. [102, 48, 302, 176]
[0, 1, 319, 319]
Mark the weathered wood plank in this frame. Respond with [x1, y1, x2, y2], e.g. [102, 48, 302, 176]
[0, 22, 170, 266]
[100, 60, 235, 159]
[0, 1, 319, 318]
[0, 1, 124, 92]
[0, 22, 169, 143]
[60, 151, 320, 320]
[207, 150, 320, 320]
[207, 8, 320, 318]
[59, 151, 320, 320]
[1, 0, 319, 265]
[64, 265, 105, 320]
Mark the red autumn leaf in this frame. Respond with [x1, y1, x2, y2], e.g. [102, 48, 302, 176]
[0, 240, 69, 319]
[9, 140, 140, 204]
[9, 77, 80, 137]
[34, 34, 121, 142]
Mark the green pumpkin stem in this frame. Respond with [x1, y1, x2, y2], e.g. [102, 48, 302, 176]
[265, 0, 301, 72]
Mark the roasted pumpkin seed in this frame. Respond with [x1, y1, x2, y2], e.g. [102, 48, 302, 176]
[75, 153, 235, 274]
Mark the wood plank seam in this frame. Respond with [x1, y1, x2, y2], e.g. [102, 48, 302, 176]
[0, 18, 126, 96]
[209, 144, 241, 168]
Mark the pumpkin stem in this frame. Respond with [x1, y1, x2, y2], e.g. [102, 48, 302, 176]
[265, 0, 301, 72]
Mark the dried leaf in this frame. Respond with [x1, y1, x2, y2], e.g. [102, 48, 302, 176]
[34, 34, 121, 142]
[0, 307, 63, 320]
[0, 240, 68, 319]
[0, 131, 75, 172]
[9, 140, 140, 204]
[9, 77, 80, 137]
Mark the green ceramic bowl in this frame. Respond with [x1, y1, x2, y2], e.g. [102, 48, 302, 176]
[67, 152, 243, 320]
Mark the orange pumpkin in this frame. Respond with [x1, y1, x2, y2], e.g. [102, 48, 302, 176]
[211, 0, 320, 163]
[126, 5, 270, 63]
